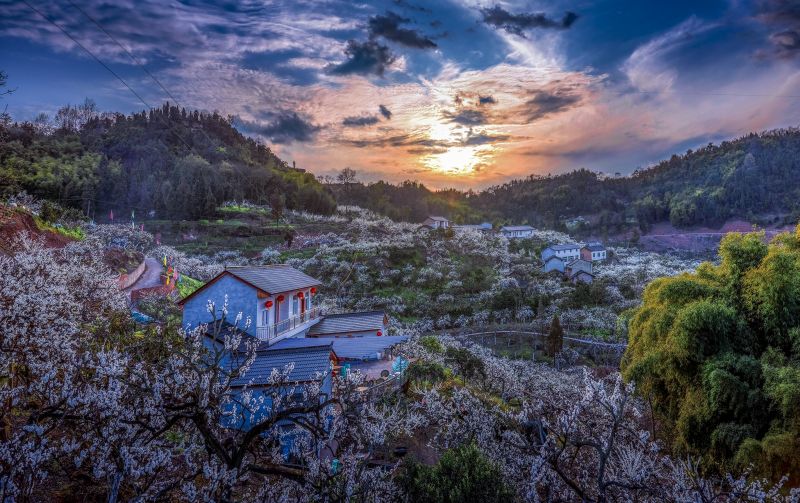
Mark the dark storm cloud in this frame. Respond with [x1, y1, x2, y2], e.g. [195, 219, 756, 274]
[368, 11, 437, 49]
[480, 5, 578, 37]
[521, 90, 581, 123]
[328, 39, 397, 76]
[379, 105, 393, 119]
[342, 114, 381, 126]
[236, 113, 320, 143]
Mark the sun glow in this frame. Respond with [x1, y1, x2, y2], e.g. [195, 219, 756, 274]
[423, 145, 489, 175]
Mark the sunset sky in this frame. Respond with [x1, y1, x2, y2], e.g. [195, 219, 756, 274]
[3, 0, 800, 188]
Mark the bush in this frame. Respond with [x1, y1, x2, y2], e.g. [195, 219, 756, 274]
[396, 443, 514, 503]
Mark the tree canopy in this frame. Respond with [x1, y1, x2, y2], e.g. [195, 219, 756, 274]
[622, 227, 800, 482]
[0, 102, 336, 220]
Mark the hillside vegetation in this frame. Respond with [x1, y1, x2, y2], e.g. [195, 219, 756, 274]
[0, 102, 336, 220]
[334, 129, 800, 233]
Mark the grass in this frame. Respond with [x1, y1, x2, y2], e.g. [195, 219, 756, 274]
[177, 275, 204, 298]
[34, 216, 85, 240]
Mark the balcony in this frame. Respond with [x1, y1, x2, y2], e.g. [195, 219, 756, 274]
[256, 306, 321, 342]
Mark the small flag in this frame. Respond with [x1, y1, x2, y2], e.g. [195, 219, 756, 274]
[163, 255, 167, 267]
[140, 224, 144, 232]
[109, 209, 114, 221]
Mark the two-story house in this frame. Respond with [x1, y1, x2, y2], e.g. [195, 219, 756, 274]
[179, 265, 323, 345]
[581, 242, 607, 262]
[500, 225, 535, 239]
[421, 216, 450, 229]
[541, 243, 581, 263]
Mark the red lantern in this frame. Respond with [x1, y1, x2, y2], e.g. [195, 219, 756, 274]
[264, 300, 273, 308]
[277, 295, 285, 302]
[376, 330, 382, 336]
[310, 287, 317, 295]
[297, 291, 304, 299]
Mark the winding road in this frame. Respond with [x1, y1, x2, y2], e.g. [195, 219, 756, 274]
[123, 257, 164, 298]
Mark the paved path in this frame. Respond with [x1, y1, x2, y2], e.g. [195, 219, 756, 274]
[124, 257, 163, 295]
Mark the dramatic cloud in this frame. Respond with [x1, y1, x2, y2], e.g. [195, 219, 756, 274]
[342, 114, 380, 126]
[480, 6, 578, 37]
[621, 16, 714, 93]
[328, 39, 397, 76]
[521, 90, 581, 123]
[443, 109, 488, 125]
[237, 113, 320, 143]
[368, 11, 436, 49]
[379, 104, 393, 119]
[756, 0, 800, 58]
[479, 95, 497, 105]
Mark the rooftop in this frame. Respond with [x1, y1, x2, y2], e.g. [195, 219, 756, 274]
[426, 216, 449, 221]
[308, 310, 386, 336]
[225, 264, 322, 294]
[501, 225, 534, 231]
[231, 344, 332, 386]
[269, 335, 409, 361]
[583, 243, 606, 251]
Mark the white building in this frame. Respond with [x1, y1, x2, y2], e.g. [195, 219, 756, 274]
[541, 243, 581, 262]
[500, 225, 535, 239]
[421, 216, 450, 229]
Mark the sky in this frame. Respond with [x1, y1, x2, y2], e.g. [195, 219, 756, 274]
[3, 0, 800, 189]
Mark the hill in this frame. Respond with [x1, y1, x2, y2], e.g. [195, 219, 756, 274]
[333, 128, 800, 234]
[0, 102, 336, 220]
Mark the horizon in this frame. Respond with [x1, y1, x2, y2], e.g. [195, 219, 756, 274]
[4, 0, 800, 189]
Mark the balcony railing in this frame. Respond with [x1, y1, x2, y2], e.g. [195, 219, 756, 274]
[256, 306, 321, 342]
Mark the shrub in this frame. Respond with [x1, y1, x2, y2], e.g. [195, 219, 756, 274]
[396, 443, 514, 503]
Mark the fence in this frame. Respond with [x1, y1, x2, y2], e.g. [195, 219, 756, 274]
[446, 327, 627, 367]
[118, 260, 147, 290]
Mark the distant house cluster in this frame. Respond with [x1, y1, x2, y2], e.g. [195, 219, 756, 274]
[420, 216, 535, 239]
[540, 241, 607, 283]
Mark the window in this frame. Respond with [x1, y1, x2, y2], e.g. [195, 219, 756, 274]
[262, 309, 269, 326]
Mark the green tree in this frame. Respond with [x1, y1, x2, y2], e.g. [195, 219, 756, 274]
[546, 314, 564, 358]
[397, 443, 514, 503]
[622, 228, 800, 482]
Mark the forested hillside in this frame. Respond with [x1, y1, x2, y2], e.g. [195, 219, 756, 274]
[334, 128, 800, 232]
[0, 102, 336, 220]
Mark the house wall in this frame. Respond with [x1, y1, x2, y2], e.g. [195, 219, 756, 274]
[554, 248, 580, 261]
[581, 248, 607, 262]
[543, 258, 565, 273]
[183, 274, 258, 336]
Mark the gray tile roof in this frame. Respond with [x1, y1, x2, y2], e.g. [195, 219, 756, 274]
[332, 336, 409, 360]
[231, 345, 332, 386]
[308, 311, 386, 336]
[427, 216, 448, 221]
[501, 225, 534, 232]
[583, 243, 606, 251]
[225, 265, 321, 294]
[268, 338, 335, 351]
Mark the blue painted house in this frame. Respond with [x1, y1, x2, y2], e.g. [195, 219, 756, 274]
[179, 265, 323, 345]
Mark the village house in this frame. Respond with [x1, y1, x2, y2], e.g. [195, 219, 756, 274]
[581, 242, 607, 262]
[542, 255, 566, 273]
[179, 265, 323, 344]
[453, 222, 493, 233]
[565, 258, 594, 284]
[421, 216, 450, 229]
[541, 243, 581, 262]
[500, 225, 535, 239]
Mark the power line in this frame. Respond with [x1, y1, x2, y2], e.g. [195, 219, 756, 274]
[21, 0, 152, 110]
[65, 0, 222, 151]
[22, 0, 213, 161]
